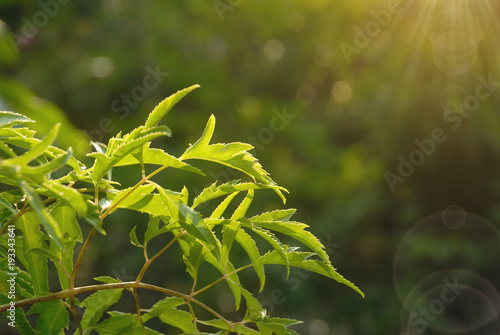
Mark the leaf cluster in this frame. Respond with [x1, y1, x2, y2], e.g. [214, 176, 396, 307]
[0, 86, 362, 335]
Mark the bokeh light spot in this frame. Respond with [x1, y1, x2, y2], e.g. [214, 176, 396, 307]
[89, 56, 114, 78]
[263, 39, 285, 61]
[332, 81, 353, 102]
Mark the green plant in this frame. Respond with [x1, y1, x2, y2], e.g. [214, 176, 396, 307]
[0, 85, 363, 335]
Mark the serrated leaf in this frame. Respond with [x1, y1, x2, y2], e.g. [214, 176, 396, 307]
[157, 186, 220, 260]
[221, 221, 240, 267]
[158, 309, 196, 333]
[198, 319, 260, 335]
[129, 226, 143, 247]
[4, 123, 60, 165]
[15, 212, 49, 295]
[235, 229, 266, 292]
[144, 215, 169, 244]
[0, 111, 34, 127]
[142, 297, 186, 322]
[93, 276, 123, 284]
[90, 131, 169, 182]
[43, 180, 93, 219]
[262, 317, 302, 327]
[181, 115, 280, 186]
[18, 180, 65, 250]
[231, 190, 254, 220]
[182, 240, 204, 280]
[20, 148, 73, 181]
[256, 251, 364, 297]
[250, 209, 296, 222]
[253, 220, 329, 263]
[210, 192, 239, 219]
[251, 227, 289, 279]
[115, 143, 204, 176]
[92, 314, 136, 334]
[81, 288, 124, 329]
[193, 181, 287, 208]
[27, 300, 68, 334]
[145, 84, 200, 128]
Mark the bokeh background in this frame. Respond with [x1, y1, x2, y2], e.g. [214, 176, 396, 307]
[2, 0, 500, 334]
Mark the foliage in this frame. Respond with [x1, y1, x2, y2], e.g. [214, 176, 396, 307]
[0, 86, 362, 334]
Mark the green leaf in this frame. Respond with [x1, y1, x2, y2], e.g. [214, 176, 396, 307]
[210, 192, 240, 219]
[193, 181, 287, 208]
[0, 193, 17, 215]
[235, 229, 266, 292]
[81, 288, 124, 330]
[182, 240, 204, 280]
[253, 220, 329, 263]
[114, 143, 204, 176]
[15, 212, 49, 295]
[4, 123, 60, 165]
[157, 186, 221, 260]
[43, 180, 93, 219]
[257, 251, 364, 297]
[145, 84, 200, 128]
[262, 317, 302, 327]
[157, 309, 196, 333]
[20, 148, 73, 181]
[27, 300, 69, 334]
[250, 209, 296, 222]
[221, 221, 240, 266]
[129, 226, 142, 247]
[142, 297, 186, 322]
[144, 215, 169, 243]
[90, 131, 169, 182]
[198, 319, 260, 335]
[92, 314, 136, 334]
[181, 115, 280, 186]
[0, 111, 34, 128]
[231, 190, 254, 220]
[251, 226, 289, 280]
[18, 180, 65, 250]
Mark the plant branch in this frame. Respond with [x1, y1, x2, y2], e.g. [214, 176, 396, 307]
[0, 282, 238, 333]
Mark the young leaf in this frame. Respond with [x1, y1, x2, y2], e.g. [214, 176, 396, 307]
[114, 143, 204, 176]
[251, 227, 289, 279]
[4, 123, 60, 165]
[145, 84, 200, 128]
[193, 181, 287, 208]
[252, 220, 329, 263]
[0, 111, 34, 128]
[181, 115, 280, 186]
[231, 190, 254, 220]
[235, 229, 266, 292]
[129, 226, 143, 247]
[144, 215, 169, 244]
[20, 148, 73, 181]
[89, 131, 169, 182]
[256, 250, 364, 297]
[210, 192, 240, 219]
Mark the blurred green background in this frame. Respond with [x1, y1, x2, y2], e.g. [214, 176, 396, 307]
[2, 0, 500, 334]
